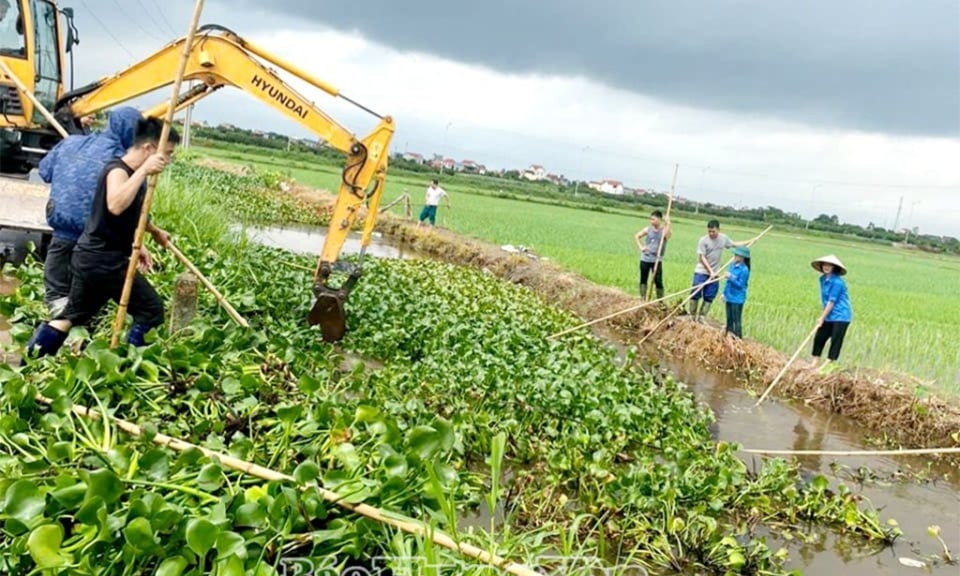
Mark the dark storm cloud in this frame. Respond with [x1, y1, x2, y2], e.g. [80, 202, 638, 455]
[219, 0, 960, 137]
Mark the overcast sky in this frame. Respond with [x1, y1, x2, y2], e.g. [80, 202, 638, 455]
[61, 1, 959, 236]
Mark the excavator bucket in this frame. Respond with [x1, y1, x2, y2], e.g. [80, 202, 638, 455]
[307, 291, 348, 343]
[308, 267, 361, 342]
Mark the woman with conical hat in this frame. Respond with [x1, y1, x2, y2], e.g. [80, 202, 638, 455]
[810, 254, 852, 373]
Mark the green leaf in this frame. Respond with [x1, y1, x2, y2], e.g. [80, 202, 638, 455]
[155, 556, 189, 576]
[85, 469, 123, 505]
[197, 463, 224, 491]
[123, 517, 157, 552]
[2, 480, 45, 523]
[275, 403, 302, 424]
[186, 518, 219, 557]
[215, 531, 247, 560]
[293, 461, 320, 484]
[27, 524, 67, 569]
[50, 482, 87, 510]
[406, 425, 442, 461]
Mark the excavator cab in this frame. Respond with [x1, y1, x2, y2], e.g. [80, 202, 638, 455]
[1, 13, 394, 343]
[0, 0, 77, 174]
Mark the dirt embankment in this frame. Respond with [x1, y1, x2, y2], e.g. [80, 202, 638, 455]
[373, 217, 960, 455]
[249, 174, 960, 456]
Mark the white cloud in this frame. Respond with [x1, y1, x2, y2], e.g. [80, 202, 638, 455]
[72, 18, 960, 237]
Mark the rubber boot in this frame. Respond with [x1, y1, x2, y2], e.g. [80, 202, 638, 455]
[656, 287, 664, 300]
[699, 302, 712, 321]
[639, 283, 648, 301]
[126, 322, 155, 347]
[688, 300, 699, 318]
[22, 322, 69, 363]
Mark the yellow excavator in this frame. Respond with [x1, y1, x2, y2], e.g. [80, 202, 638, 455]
[0, 0, 395, 342]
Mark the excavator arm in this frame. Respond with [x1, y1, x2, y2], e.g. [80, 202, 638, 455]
[53, 24, 395, 342]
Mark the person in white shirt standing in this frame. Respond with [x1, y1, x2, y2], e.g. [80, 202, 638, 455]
[417, 179, 450, 228]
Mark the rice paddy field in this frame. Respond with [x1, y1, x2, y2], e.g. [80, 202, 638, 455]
[196, 145, 960, 394]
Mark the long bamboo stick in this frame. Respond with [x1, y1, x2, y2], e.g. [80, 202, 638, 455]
[740, 446, 960, 457]
[754, 324, 819, 406]
[0, 58, 69, 138]
[547, 283, 699, 340]
[636, 225, 774, 348]
[110, 0, 205, 348]
[166, 242, 249, 327]
[645, 164, 677, 301]
[32, 393, 540, 576]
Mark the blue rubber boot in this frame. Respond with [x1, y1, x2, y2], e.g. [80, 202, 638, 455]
[22, 323, 69, 364]
[126, 322, 155, 347]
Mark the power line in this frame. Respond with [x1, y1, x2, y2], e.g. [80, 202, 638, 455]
[136, 0, 177, 39]
[108, 0, 165, 44]
[148, 0, 180, 37]
[78, 0, 137, 60]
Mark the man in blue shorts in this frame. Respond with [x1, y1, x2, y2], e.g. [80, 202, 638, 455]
[688, 219, 749, 322]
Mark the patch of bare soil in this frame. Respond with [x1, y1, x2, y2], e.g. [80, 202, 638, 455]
[195, 158, 255, 176]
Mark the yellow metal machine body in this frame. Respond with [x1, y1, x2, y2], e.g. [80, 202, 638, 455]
[1, 5, 395, 341]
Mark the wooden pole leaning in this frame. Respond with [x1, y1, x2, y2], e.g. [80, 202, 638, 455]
[32, 393, 541, 576]
[754, 324, 819, 406]
[110, 0, 206, 348]
[0, 58, 69, 138]
[166, 241, 249, 327]
[636, 224, 774, 348]
[546, 283, 699, 340]
[645, 163, 678, 301]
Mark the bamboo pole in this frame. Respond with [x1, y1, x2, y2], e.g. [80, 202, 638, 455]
[547, 283, 699, 340]
[754, 324, 819, 406]
[645, 164, 677, 301]
[32, 393, 540, 576]
[636, 225, 774, 348]
[110, 0, 205, 348]
[166, 242, 249, 327]
[740, 446, 960, 457]
[0, 58, 69, 138]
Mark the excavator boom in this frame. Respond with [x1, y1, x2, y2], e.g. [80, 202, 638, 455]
[5, 19, 395, 342]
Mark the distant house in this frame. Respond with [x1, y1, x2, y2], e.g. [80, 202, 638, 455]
[460, 159, 479, 173]
[522, 164, 547, 181]
[402, 152, 425, 164]
[589, 179, 625, 195]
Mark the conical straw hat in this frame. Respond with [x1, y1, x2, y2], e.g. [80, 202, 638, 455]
[811, 254, 847, 276]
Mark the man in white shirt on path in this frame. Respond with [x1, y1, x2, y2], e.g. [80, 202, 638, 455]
[417, 179, 450, 228]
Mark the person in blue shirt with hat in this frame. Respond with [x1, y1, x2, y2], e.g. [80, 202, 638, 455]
[721, 246, 751, 338]
[810, 254, 852, 373]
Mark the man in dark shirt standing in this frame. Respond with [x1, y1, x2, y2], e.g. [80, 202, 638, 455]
[24, 117, 178, 359]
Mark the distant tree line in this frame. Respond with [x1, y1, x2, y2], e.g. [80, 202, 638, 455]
[187, 123, 959, 255]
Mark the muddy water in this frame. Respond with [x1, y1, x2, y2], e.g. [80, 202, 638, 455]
[235, 224, 425, 260]
[653, 355, 960, 575]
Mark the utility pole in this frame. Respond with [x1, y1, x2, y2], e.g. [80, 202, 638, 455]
[893, 196, 903, 232]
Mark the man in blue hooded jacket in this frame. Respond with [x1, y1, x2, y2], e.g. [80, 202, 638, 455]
[38, 107, 145, 316]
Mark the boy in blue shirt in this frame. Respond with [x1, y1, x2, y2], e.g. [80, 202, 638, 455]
[810, 254, 852, 373]
[721, 246, 751, 338]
